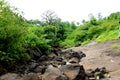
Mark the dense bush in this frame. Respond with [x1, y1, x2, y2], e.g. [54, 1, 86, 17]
[25, 26, 51, 54]
[0, 1, 27, 63]
[63, 12, 120, 46]
[1, 0, 120, 70]
[0, 1, 51, 65]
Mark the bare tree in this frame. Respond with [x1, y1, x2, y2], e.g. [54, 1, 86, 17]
[98, 12, 102, 20]
[41, 10, 58, 25]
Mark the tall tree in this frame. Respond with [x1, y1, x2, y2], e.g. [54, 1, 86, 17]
[41, 10, 58, 25]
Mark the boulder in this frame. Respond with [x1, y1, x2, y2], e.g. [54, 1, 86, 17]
[27, 49, 41, 60]
[42, 65, 63, 80]
[38, 55, 48, 62]
[29, 62, 38, 70]
[0, 73, 42, 80]
[34, 65, 46, 74]
[85, 67, 109, 80]
[52, 48, 62, 56]
[0, 73, 23, 80]
[85, 69, 95, 78]
[59, 64, 85, 80]
[74, 43, 81, 47]
[70, 51, 86, 60]
[23, 73, 41, 80]
[53, 56, 63, 62]
[63, 50, 86, 61]
[62, 49, 73, 54]
[68, 57, 79, 63]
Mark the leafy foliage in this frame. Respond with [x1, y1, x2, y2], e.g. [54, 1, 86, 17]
[25, 27, 51, 57]
[0, 0, 27, 62]
[0, 1, 49, 65]
[1, 0, 120, 71]
[63, 12, 120, 46]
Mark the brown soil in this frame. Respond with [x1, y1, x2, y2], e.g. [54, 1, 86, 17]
[71, 40, 120, 78]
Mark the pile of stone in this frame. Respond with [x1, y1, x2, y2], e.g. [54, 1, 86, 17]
[0, 49, 111, 80]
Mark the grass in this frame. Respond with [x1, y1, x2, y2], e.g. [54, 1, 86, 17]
[96, 30, 118, 42]
[60, 39, 75, 47]
[111, 45, 120, 49]
[81, 39, 90, 46]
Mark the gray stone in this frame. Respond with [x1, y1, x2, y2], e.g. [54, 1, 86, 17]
[59, 64, 85, 80]
[42, 65, 63, 80]
[0, 73, 23, 80]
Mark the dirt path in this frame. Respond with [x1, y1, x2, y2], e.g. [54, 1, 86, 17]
[72, 40, 120, 78]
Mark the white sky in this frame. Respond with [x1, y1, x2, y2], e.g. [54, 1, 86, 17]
[5, 0, 120, 22]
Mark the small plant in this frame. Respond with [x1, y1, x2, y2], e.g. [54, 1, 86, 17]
[60, 39, 75, 47]
[81, 39, 90, 46]
[111, 45, 120, 49]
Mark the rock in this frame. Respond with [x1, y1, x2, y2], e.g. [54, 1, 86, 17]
[100, 67, 108, 74]
[42, 65, 63, 80]
[29, 62, 38, 69]
[62, 49, 73, 54]
[52, 48, 62, 56]
[38, 55, 48, 62]
[34, 65, 46, 74]
[1, 73, 40, 80]
[85, 67, 109, 80]
[23, 73, 41, 80]
[55, 75, 69, 80]
[101, 78, 120, 80]
[52, 61, 63, 68]
[95, 67, 109, 79]
[59, 64, 85, 80]
[0, 78, 3, 80]
[94, 72, 104, 79]
[0, 73, 23, 80]
[61, 61, 66, 65]
[0, 47, 113, 80]
[85, 69, 95, 78]
[25, 62, 38, 73]
[67, 51, 86, 62]
[70, 51, 86, 60]
[53, 56, 63, 62]
[48, 53, 56, 60]
[66, 62, 71, 65]
[27, 49, 41, 60]
[68, 57, 79, 63]
[74, 43, 81, 47]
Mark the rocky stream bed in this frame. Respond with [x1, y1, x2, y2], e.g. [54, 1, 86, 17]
[0, 40, 120, 80]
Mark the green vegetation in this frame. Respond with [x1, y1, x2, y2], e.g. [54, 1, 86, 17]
[0, 0, 76, 67]
[111, 45, 120, 49]
[0, 0, 120, 70]
[64, 13, 120, 46]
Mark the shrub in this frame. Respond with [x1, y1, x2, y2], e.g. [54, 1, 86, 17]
[111, 45, 120, 49]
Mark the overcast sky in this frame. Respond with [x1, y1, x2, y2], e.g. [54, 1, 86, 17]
[5, 0, 120, 22]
